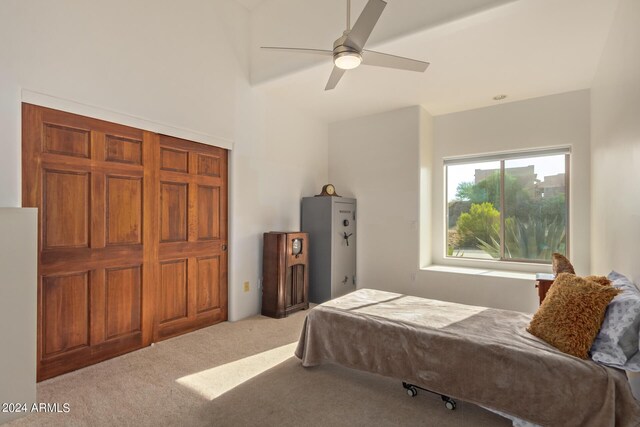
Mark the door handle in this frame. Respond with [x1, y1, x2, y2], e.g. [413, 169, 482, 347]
[343, 232, 353, 246]
[221, 244, 227, 251]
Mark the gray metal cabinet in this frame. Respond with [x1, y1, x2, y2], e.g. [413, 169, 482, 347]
[301, 197, 356, 303]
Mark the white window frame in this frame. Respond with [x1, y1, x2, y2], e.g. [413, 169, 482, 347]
[444, 147, 571, 265]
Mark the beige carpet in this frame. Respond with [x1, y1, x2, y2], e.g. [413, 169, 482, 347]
[8, 310, 509, 427]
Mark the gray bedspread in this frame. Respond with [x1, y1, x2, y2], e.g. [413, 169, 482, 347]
[295, 289, 640, 426]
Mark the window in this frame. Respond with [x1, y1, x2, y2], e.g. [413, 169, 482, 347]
[445, 149, 569, 263]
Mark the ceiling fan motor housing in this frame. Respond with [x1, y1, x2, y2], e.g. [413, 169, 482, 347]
[333, 35, 360, 55]
[332, 35, 362, 69]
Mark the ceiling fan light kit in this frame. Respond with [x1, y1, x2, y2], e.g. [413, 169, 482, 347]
[334, 51, 362, 70]
[261, 0, 429, 90]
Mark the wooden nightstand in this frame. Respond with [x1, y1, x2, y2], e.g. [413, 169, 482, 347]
[535, 273, 555, 305]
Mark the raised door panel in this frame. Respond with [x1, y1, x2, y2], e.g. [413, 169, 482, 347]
[105, 135, 142, 165]
[161, 148, 188, 172]
[196, 256, 220, 314]
[42, 272, 89, 358]
[197, 185, 220, 240]
[197, 154, 220, 177]
[43, 170, 90, 249]
[161, 182, 188, 242]
[105, 266, 142, 340]
[106, 176, 143, 245]
[159, 260, 188, 324]
[43, 123, 90, 158]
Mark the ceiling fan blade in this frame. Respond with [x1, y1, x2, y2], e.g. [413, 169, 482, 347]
[261, 47, 333, 56]
[325, 66, 346, 91]
[362, 50, 429, 72]
[346, 0, 387, 50]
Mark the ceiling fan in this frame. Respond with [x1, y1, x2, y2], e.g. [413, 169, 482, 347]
[261, 0, 430, 90]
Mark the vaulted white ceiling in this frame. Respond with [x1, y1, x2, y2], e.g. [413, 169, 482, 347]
[249, 0, 515, 84]
[234, 0, 265, 11]
[244, 0, 619, 121]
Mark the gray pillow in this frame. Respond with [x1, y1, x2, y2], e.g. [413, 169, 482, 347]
[590, 271, 640, 371]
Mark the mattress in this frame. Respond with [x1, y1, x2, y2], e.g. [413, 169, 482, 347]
[295, 289, 640, 426]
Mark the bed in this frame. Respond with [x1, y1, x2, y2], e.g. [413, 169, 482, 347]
[295, 289, 640, 426]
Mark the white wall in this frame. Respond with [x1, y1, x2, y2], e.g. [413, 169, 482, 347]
[590, 0, 640, 282]
[329, 106, 432, 298]
[230, 91, 328, 319]
[432, 90, 592, 275]
[589, 0, 640, 398]
[0, 209, 37, 424]
[429, 91, 591, 313]
[329, 91, 591, 314]
[0, 3, 328, 415]
[0, 0, 243, 206]
[0, 0, 329, 323]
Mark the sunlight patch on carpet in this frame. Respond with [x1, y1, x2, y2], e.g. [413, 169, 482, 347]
[176, 342, 298, 400]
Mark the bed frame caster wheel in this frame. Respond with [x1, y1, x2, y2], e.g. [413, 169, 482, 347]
[402, 382, 418, 397]
[442, 396, 456, 411]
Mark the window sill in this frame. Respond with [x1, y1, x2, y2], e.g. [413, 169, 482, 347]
[421, 265, 537, 281]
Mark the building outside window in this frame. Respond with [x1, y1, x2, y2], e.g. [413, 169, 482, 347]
[445, 149, 569, 264]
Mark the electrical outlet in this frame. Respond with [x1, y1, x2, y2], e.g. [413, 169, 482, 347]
[243, 281, 250, 292]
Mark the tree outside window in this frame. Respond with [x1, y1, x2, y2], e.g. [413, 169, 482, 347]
[446, 152, 568, 263]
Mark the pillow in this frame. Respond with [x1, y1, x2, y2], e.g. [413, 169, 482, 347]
[552, 252, 575, 275]
[584, 275, 612, 287]
[591, 271, 640, 371]
[527, 273, 620, 359]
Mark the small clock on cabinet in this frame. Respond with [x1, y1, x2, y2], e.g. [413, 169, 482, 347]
[316, 184, 340, 197]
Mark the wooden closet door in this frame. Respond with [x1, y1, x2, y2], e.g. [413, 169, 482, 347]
[22, 104, 157, 381]
[23, 105, 228, 380]
[156, 135, 228, 340]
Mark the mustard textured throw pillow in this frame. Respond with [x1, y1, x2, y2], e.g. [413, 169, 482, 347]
[552, 252, 576, 275]
[527, 273, 621, 359]
[583, 275, 611, 287]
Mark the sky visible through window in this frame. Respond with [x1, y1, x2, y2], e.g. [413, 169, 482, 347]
[447, 155, 565, 202]
[446, 153, 568, 261]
